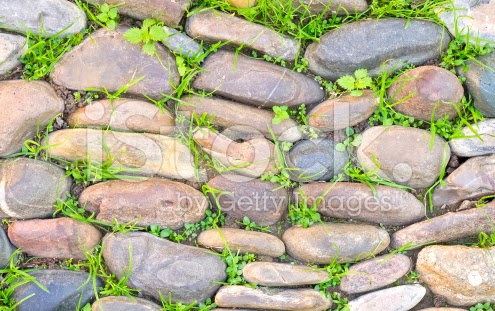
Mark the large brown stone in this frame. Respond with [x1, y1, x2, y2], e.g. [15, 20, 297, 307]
[79, 178, 208, 229]
[68, 99, 175, 134]
[186, 10, 298, 61]
[207, 175, 288, 226]
[297, 182, 424, 226]
[179, 95, 303, 142]
[192, 51, 324, 108]
[340, 254, 411, 294]
[85, 0, 191, 26]
[198, 228, 285, 257]
[102, 232, 226, 304]
[417, 245, 495, 306]
[44, 129, 197, 181]
[432, 154, 495, 208]
[0, 80, 64, 156]
[193, 128, 278, 178]
[392, 203, 495, 249]
[8, 218, 101, 260]
[0, 158, 71, 219]
[52, 28, 180, 100]
[282, 223, 390, 264]
[387, 66, 464, 121]
[243, 262, 329, 286]
[357, 125, 450, 188]
[308, 90, 378, 131]
[215, 286, 332, 311]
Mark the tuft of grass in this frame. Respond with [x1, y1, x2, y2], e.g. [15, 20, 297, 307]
[471, 303, 495, 311]
[330, 292, 350, 311]
[159, 294, 217, 311]
[288, 189, 322, 228]
[314, 261, 350, 296]
[76, 0, 120, 30]
[219, 248, 257, 286]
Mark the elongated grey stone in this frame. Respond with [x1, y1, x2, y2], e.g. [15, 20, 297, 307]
[0, 33, 27, 75]
[305, 18, 450, 80]
[243, 262, 329, 286]
[186, 10, 299, 61]
[193, 50, 324, 108]
[162, 26, 203, 57]
[450, 119, 495, 156]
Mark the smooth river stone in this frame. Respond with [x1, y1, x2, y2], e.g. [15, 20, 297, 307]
[52, 27, 180, 100]
[215, 286, 332, 311]
[0, 80, 64, 156]
[162, 26, 203, 57]
[0, 33, 27, 75]
[357, 125, 451, 189]
[348, 284, 426, 311]
[285, 138, 348, 182]
[432, 154, 495, 207]
[0, 0, 86, 37]
[392, 202, 495, 249]
[282, 223, 390, 264]
[305, 18, 450, 80]
[8, 218, 101, 260]
[193, 50, 324, 108]
[85, 0, 191, 26]
[44, 129, 197, 181]
[340, 254, 411, 294]
[450, 119, 495, 156]
[297, 182, 424, 226]
[0, 227, 16, 268]
[12, 270, 102, 311]
[207, 174, 288, 226]
[0, 158, 71, 219]
[68, 98, 175, 135]
[193, 128, 278, 178]
[103, 232, 226, 304]
[417, 245, 495, 306]
[186, 10, 298, 61]
[243, 262, 329, 286]
[461, 53, 495, 116]
[80, 178, 208, 229]
[198, 228, 285, 257]
[294, 0, 368, 15]
[179, 95, 303, 142]
[92, 296, 161, 311]
[388, 66, 464, 121]
[308, 90, 379, 131]
[438, 0, 495, 45]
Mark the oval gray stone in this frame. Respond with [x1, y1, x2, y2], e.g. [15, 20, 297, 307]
[215, 285, 332, 311]
[460, 52, 495, 116]
[92, 296, 161, 311]
[12, 270, 102, 311]
[243, 262, 329, 286]
[0, 80, 64, 156]
[450, 119, 495, 157]
[192, 50, 324, 108]
[305, 18, 450, 80]
[179, 95, 303, 142]
[0, 227, 16, 268]
[0, 158, 71, 219]
[282, 223, 390, 264]
[52, 27, 180, 100]
[432, 154, 495, 208]
[207, 174, 288, 226]
[79, 178, 208, 229]
[44, 129, 197, 181]
[392, 202, 495, 249]
[0, 33, 27, 75]
[162, 26, 203, 57]
[297, 182, 425, 226]
[348, 284, 426, 311]
[285, 138, 348, 182]
[102, 232, 226, 304]
[198, 228, 285, 257]
[0, 0, 87, 37]
[417, 245, 495, 306]
[186, 10, 298, 61]
[340, 254, 411, 294]
[357, 125, 451, 189]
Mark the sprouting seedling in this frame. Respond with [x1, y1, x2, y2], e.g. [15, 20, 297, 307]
[96, 3, 119, 30]
[124, 18, 167, 55]
[336, 68, 373, 96]
[272, 106, 290, 124]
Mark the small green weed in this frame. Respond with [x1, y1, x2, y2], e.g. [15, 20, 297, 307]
[65, 158, 137, 186]
[440, 32, 493, 74]
[76, 0, 120, 30]
[159, 294, 216, 311]
[335, 127, 362, 152]
[288, 188, 322, 228]
[314, 261, 350, 296]
[330, 292, 350, 311]
[124, 19, 167, 55]
[272, 106, 291, 125]
[220, 248, 256, 286]
[471, 302, 495, 311]
[336, 69, 373, 96]
[237, 216, 271, 233]
[405, 270, 420, 283]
